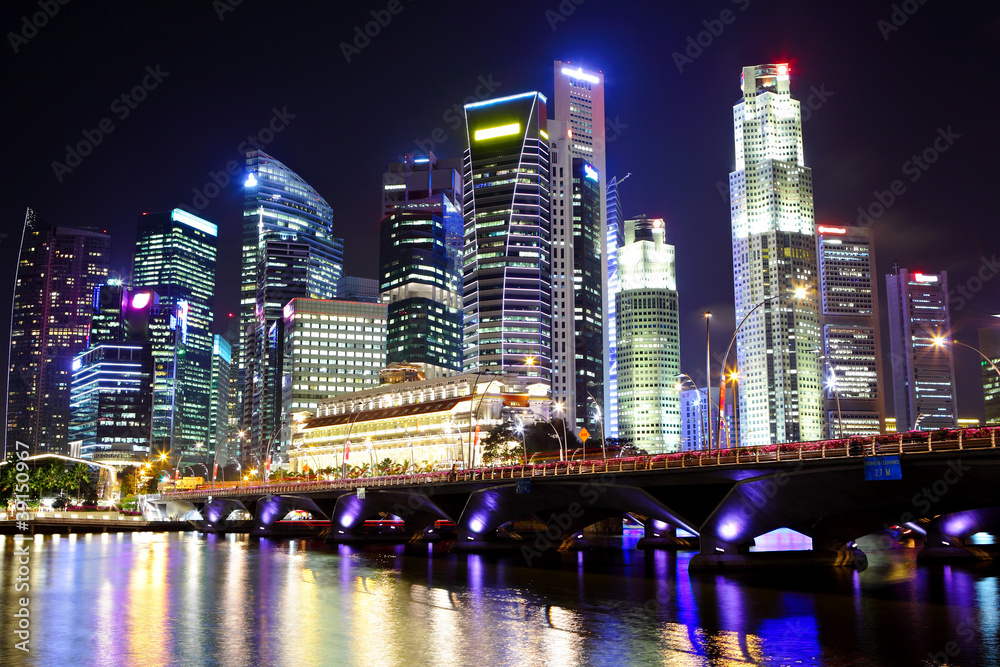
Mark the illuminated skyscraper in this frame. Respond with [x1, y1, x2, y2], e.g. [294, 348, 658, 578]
[816, 224, 885, 435]
[553, 61, 610, 431]
[605, 175, 627, 437]
[209, 335, 232, 462]
[548, 118, 602, 432]
[980, 323, 1000, 426]
[886, 268, 957, 431]
[7, 208, 109, 456]
[379, 153, 464, 379]
[69, 284, 155, 462]
[729, 63, 823, 447]
[462, 92, 551, 388]
[241, 151, 343, 460]
[132, 209, 217, 463]
[616, 215, 680, 453]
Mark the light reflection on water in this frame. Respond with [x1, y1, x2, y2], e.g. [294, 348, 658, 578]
[0, 532, 997, 666]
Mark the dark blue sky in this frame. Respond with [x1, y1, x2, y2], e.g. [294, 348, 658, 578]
[3, 0, 998, 421]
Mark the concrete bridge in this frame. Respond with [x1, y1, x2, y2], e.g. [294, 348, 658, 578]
[151, 428, 1000, 569]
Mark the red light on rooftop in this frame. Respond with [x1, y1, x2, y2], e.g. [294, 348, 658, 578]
[778, 64, 788, 75]
[817, 225, 846, 235]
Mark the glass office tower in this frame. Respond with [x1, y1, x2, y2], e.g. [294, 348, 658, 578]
[132, 209, 217, 463]
[462, 92, 552, 389]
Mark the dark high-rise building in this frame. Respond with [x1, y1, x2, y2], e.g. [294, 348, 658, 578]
[978, 323, 1000, 426]
[553, 61, 610, 436]
[337, 276, 380, 303]
[69, 284, 155, 463]
[462, 92, 551, 388]
[7, 208, 109, 456]
[241, 151, 343, 462]
[816, 224, 885, 436]
[886, 268, 957, 431]
[379, 153, 464, 379]
[547, 120, 603, 432]
[132, 209, 217, 464]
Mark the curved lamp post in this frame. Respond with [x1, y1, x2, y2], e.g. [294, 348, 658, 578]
[716, 286, 809, 448]
[678, 373, 721, 450]
[468, 367, 505, 468]
[933, 337, 1000, 383]
[813, 348, 844, 440]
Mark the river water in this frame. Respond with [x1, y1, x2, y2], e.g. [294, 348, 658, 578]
[1, 532, 997, 666]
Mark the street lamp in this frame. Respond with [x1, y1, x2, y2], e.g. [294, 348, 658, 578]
[813, 348, 844, 440]
[933, 337, 1000, 383]
[585, 390, 606, 459]
[552, 401, 568, 460]
[704, 311, 713, 451]
[678, 373, 720, 450]
[715, 285, 810, 447]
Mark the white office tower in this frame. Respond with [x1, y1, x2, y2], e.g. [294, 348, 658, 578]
[553, 61, 609, 431]
[729, 63, 823, 447]
[616, 216, 680, 453]
[605, 175, 626, 437]
[886, 268, 957, 431]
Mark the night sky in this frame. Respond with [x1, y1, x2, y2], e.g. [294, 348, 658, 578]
[3, 1, 998, 422]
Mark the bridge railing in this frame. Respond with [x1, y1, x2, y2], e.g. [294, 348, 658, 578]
[158, 427, 998, 500]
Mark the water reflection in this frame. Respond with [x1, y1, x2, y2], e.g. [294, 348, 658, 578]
[1, 534, 999, 666]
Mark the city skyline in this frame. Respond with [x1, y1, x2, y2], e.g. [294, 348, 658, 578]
[3, 2, 998, 441]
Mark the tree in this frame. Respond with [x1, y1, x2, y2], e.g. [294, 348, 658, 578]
[481, 423, 522, 465]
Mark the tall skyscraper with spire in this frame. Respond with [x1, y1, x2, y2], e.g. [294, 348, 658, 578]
[462, 92, 551, 387]
[552, 61, 608, 431]
[241, 150, 343, 461]
[729, 63, 823, 446]
[7, 208, 109, 456]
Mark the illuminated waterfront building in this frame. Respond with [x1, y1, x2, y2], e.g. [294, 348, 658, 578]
[279, 298, 387, 453]
[241, 150, 344, 460]
[885, 268, 957, 431]
[379, 153, 464, 379]
[729, 63, 823, 447]
[132, 209, 217, 463]
[615, 215, 681, 453]
[548, 118, 603, 432]
[815, 224, 885, 436]
[7, 208, 109, 456]
[289, 374, 549, 473]
[552, 61, 609, 431]
[462, 92, 551, 388]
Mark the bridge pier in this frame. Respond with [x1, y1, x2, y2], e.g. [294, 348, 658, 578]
[636, 520, 698, 550]
[916, 510, 1000, 564]
[689, 532, 868, 571]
